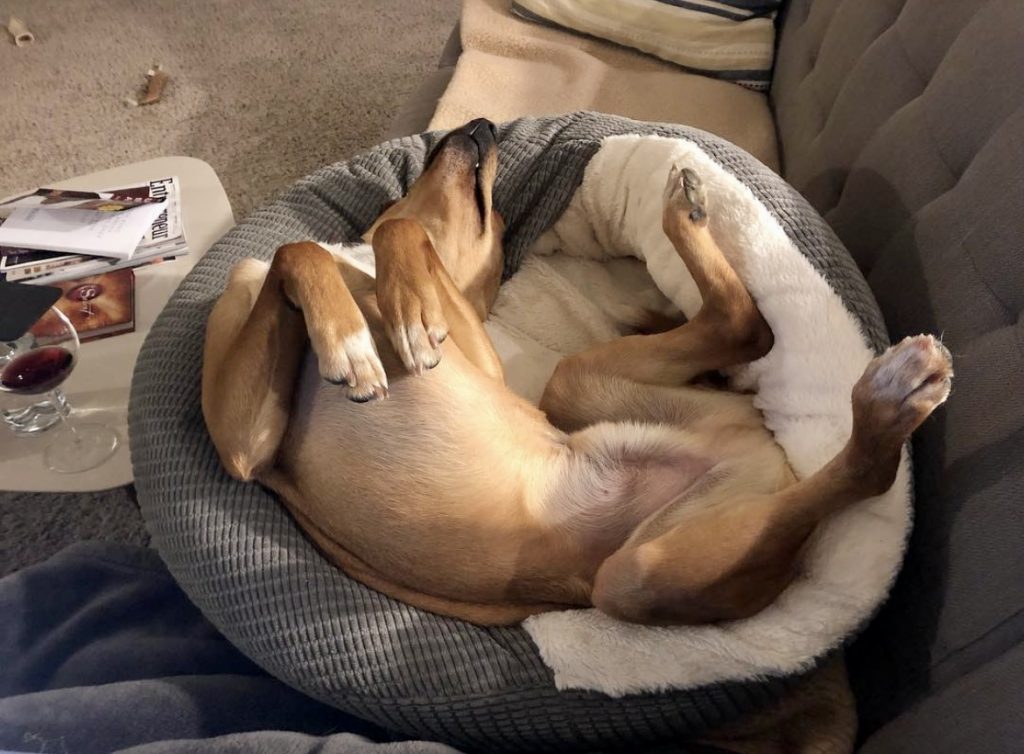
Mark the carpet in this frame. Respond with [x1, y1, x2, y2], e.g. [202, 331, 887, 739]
[0, 0, 457, 216]
[0, 0, 457, 576]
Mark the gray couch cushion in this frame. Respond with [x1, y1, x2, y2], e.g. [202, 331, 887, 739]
[130, 112, 886, 751]
[772, 0, 1024, 743]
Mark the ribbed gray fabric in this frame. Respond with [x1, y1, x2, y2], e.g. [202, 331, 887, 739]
[130, 112, 888, 751]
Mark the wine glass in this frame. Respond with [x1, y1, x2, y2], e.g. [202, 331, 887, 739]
[0, 305, 119, 473]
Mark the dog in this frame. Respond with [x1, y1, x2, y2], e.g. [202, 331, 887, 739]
[201, 118, 952, 629]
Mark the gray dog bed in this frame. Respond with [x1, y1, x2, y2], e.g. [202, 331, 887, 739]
[131, 112, 894, 752]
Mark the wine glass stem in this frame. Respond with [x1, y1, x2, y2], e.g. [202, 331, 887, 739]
[49, 388, 81, 442]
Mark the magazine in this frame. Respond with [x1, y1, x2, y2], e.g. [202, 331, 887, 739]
[31, 269, 136, 342]
[0, 202, 167, 259]
[0, 177, 188, 284]
[0, 187, 164, 218]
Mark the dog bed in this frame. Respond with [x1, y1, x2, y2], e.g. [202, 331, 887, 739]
[131, 112, 904, 752]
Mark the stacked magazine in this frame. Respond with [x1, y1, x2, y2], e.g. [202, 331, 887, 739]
[0, 177, 188, 285]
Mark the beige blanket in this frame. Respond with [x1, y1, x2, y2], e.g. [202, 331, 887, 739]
[429, 0, 780, 170]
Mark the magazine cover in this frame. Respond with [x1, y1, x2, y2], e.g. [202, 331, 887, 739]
[30, 268, 135, 342]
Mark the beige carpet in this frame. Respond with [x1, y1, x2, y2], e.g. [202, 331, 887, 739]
[0, 0, 456, 577]
[0, 0, 457, 217]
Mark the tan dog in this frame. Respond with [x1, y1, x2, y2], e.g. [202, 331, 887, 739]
[202, 118, 951, 629]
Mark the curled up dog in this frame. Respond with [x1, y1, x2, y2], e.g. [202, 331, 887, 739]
[201, 118, 952, 753]
[202, 118, 951, 631]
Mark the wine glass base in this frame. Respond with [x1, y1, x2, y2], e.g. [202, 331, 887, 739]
[44, 422, 120, 474]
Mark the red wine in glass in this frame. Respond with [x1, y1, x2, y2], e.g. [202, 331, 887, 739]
[0, 346, 75, 394]
[1, 304, 119, 473]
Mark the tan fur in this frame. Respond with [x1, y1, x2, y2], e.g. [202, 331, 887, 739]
[201, 121, 953, 750]
[202, 119, 952, 636]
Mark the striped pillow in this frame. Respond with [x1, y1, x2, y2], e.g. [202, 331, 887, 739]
[511, 0, 780, 90]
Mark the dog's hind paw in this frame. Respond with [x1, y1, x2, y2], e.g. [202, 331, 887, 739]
[663, 164, 709, 231]
[852, 334, 953, 444]
[315, 326, 389, 402]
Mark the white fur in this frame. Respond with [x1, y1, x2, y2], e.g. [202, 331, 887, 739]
[314, 323, 387, 398]
[323, 137, 911, 696]
[343, 328, 387, 391]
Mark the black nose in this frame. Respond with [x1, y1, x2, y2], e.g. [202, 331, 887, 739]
[465, 118, 496, 139]
[464, 118, 497, 152]
[425, 118, 497, 168]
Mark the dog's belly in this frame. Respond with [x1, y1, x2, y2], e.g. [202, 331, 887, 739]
[272, 346, 575, 602]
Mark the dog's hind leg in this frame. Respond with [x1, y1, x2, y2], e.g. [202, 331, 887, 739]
[202, 242, 386, 481]
[591, 335, 953, 625]
[541, 166, 772, 431]
[550, 166, 771, 386]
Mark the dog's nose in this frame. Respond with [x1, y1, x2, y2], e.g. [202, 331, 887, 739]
[462, 118, 497, 148]
[464, 118, 497, 153]
[425, 118, 497, 168]
[465, 118, 495, 138]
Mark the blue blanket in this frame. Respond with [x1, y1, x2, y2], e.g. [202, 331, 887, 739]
[0, 542, 727, 753]
[0, 542, 462, 754]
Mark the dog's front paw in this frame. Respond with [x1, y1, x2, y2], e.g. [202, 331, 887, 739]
[311, 325, 389, 403]
[373, 218, 451, 375]
[379, 284, 449, 375]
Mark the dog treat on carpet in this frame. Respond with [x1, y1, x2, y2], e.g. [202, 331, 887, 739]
[135, 65, 169, 106]
[6, 17, 34, 46]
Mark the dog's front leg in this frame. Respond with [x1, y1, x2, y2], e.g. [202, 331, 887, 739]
[274, 242, 388, 401]
[202, 242, 387, 481]
[372, 218, 504, 381]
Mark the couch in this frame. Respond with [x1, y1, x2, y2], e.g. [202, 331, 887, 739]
[4, 3, 1015, 752]
[392, 1, 1024, 751]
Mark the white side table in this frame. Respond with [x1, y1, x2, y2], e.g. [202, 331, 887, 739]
[0, 157, 234, 492]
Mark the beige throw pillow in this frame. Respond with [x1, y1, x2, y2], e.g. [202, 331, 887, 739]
[511, 0, 780, 90]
